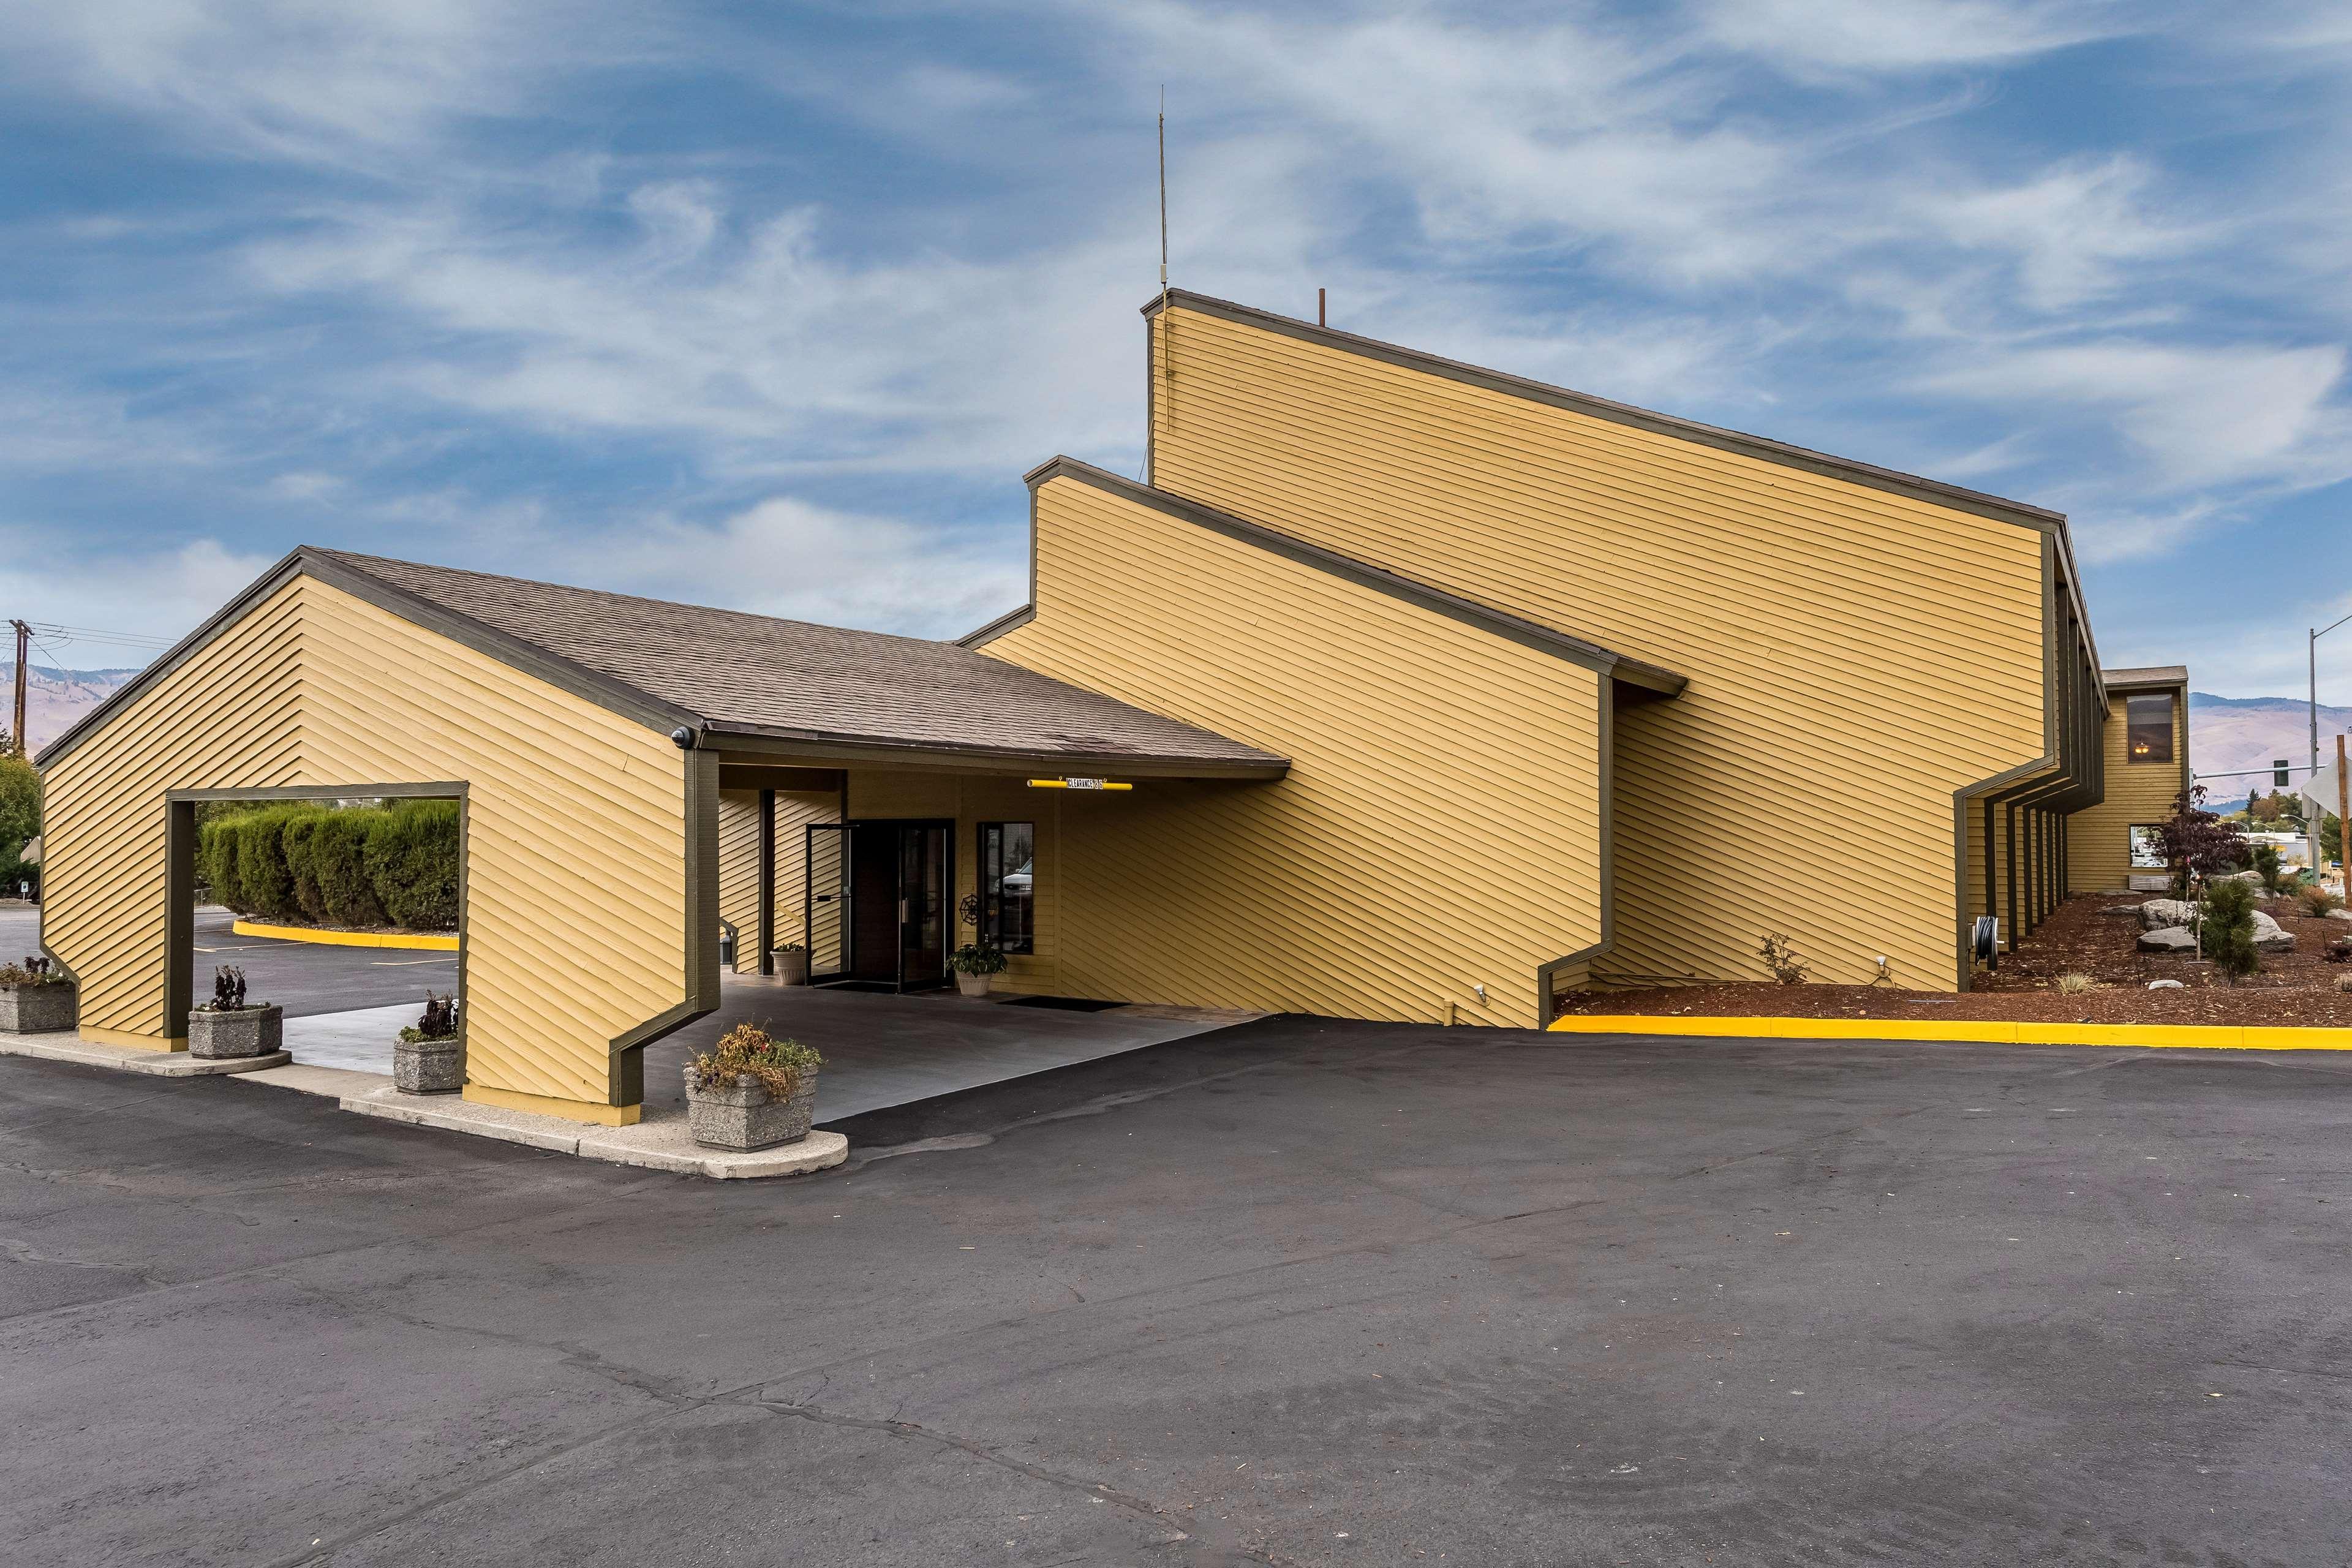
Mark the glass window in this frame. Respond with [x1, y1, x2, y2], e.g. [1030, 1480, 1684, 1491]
[2126, 693, 2174, 763]
[978, 822, 1035, 955]
[2129, 826, 2168, 868]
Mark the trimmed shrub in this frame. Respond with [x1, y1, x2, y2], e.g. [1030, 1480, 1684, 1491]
[280, 812, 329, 922]
[366, 799, 459, 931]
[306, 809, 386, 929]
[2199, 878, 2261, 986]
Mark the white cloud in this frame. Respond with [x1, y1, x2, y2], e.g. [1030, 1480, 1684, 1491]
[1696, 0, 2122, 75]
[0, 536, 276, 669]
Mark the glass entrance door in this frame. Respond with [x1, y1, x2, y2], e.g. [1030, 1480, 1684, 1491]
[897, 824, 949, 989]
[804, 823, 851, 983]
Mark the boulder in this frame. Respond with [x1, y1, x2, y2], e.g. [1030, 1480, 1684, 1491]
[2138, 900, 2198, 932]
[2147, 979, 2185, 989]
[2138, 927, 2198, 954]
[2252, 911, 2295, 954]
[2329, 908, 2352, 923]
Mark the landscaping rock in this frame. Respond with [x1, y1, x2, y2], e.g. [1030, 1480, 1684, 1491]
[2252, 911, 2296, 954]
[2329, 908, 2352, 922]
[2100, 904, 2143, 916]
[2147, 979, 2185, 989]
[2137, 927, 2199, 954]
[2138, 900, 2198, 932]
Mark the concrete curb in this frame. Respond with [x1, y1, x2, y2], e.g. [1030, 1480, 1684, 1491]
[341, 1085, 850, 1179]
[0, 1033, 293, 1076]
[1547, 1015, 2352, 1049]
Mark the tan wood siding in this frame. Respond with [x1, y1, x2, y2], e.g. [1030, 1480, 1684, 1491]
[983, 473, 1604, 1027]
[1148, 304, 2049, 990]
[2068, 688, 2190, 893]
[771, 788, 840, 954]
[717, 790, 761, 973]
[39, 575, 688, 1107]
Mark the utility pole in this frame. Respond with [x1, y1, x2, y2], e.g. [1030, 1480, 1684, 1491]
[7, 620, 26, 757]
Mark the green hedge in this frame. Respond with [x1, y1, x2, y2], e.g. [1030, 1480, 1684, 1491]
[198, 800, 459, 932]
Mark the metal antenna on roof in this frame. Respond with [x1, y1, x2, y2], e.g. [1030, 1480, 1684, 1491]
[1144, 85, 1171, 482]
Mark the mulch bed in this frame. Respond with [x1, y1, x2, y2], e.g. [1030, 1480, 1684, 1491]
[1556, 891, 2352, 1027]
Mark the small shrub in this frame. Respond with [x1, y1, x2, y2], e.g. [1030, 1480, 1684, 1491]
[204, 965, 249, 1012]
[2253, 845, 2282, 894]
[2056, 973, 2094, 995]
[2199, 879, 2262, 986]
[949, 941, 1009, 976]
[687, 1022, 821, 1099]
[399, 990, 460, 1043]
[0, 956, 64, 986]
[2296, 882, 2343, 919]
[1758, 933, 1808, 985]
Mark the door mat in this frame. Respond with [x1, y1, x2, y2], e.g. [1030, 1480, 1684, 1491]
[1001, 995, 1128, 1012]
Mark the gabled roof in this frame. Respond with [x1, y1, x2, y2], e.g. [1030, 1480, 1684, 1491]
[967, 458, 1687, 698]
[37, 548, 1291, 778]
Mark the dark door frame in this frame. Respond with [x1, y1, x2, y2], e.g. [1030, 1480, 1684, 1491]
[801, 817, 954, 993]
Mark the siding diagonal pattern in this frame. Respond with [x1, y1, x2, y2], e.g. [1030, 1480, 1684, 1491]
[1146, 303, 2050, 991]
[984, 473, 1604, 1027]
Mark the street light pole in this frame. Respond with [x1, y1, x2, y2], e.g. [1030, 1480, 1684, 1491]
[2313, 611, 2352, 772]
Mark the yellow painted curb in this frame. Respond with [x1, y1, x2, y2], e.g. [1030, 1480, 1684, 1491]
[231, 919, 459, 952]
[1547, 1015, 2352, 1051]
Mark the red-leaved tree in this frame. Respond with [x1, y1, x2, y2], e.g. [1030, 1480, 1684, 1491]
[2157, 785, 2246, 895]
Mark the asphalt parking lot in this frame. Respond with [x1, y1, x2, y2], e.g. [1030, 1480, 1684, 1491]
[4, 1019, 2350, 1566]
[0, 905, 458, 1020]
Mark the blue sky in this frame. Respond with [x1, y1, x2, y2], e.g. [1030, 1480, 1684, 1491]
[4, 1, 2350, 696]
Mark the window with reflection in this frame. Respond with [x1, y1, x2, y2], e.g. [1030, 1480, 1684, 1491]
[2126, 693, 2174, 764]
[978, 822, 1035, 954]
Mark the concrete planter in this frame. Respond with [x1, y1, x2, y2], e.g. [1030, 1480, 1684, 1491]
[954, 970, 992, 998]
[684, 1067, 818, 1152]
[395, 1032, 465, 1095]
[771, 949, 809, 986]
[188, 1004, 283, 1060]
[0, 982, 77, 1034]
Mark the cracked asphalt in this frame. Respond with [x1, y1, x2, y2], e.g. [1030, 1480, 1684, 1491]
[5, 1017, 2351, 1566]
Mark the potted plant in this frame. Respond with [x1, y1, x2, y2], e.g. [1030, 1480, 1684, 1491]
[770, 941, 809, 986]
[188, 965, 283, 1059]
[683, 1022, 823, 1151]
[394, 990, 464, 1094]
[0, 955, 75, 1034]
[949, 941, 1008, 998]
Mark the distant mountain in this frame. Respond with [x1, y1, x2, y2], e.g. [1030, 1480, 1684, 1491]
[2, 664, 139, 754]
[2188, 692, 2352, 790]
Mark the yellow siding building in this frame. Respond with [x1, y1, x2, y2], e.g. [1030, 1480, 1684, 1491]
[34, 288, 2181, 1121]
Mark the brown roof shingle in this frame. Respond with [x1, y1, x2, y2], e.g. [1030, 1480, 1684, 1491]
[315, 550, 1288, 774]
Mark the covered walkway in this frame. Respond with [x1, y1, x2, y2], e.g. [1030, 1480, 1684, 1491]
[643, 973, 1262, 1124]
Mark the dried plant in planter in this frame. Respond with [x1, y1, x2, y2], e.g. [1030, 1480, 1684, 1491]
[687, 1022, 821, 1099]
[205, 965, 250, 1011]
[1758, 933, 1809, 986]
[0, 956, 63, 986]
[399, 990, 460, 1045]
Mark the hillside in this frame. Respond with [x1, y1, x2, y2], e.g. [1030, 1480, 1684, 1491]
[2, 664, 138, 753]
[2188, 692, 2352, 786]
